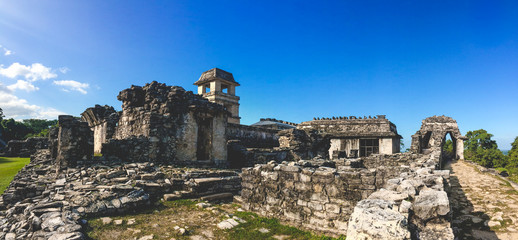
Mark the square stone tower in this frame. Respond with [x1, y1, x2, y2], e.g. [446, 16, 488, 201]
[194, 68, 241, 124]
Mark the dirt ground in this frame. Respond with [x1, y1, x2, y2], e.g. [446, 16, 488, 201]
[447, 159, 518, 240]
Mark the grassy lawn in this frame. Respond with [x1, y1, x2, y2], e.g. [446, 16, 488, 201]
[0, 157, 30, 194]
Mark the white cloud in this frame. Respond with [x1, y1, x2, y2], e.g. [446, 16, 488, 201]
[7, 80, 39, 92]
[53, 80, 89, 94]
[0, 44, 13, 56]
[0, 83, 65, 119]
[59, 67, 70, 74]
[0, 62, 57, 81]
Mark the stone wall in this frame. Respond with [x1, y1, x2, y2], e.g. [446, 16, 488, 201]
[226, 123, 279, 148]
[238, 151, 449, 237]
[239, 155, 417, 236]
[3, 137, 48, 157]
[102, 81, 229, 166]
[347, 151, 454, 239]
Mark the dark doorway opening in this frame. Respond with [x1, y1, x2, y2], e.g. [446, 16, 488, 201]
[197, 118, 213, 160]
[360, 139, 379, 157]
[421, 131, 432, 150]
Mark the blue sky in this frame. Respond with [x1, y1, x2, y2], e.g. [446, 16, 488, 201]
[0, 0, 517, 149]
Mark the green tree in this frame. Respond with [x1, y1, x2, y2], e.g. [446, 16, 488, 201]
[464, 129, 506, 168]
[508, 137, 518, 168]
[465, 129, 497, 152]
[22, 119, 58, 138]
[0, 119, 32, 141]
[0, 107, 4, 121]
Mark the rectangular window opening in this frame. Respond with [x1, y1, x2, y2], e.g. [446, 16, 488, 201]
[360, 139, 379, 157]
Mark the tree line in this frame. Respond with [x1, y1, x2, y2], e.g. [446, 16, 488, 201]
[0, 108, 57, 144]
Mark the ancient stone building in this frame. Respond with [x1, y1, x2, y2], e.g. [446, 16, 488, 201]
[410, 115, 466, 160]
[80, 105, 119, 154]
[283, 115, 402, 160]
[194, 68, 241, 124]
[102, 81, 229, 166]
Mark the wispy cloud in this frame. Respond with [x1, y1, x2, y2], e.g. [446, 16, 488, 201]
[0, 44, 13, 56]
[53, 80, 89, 94]
[59, 67, 70, 74]
[0, 62, 57, 81]
[7, 79, 39, 92]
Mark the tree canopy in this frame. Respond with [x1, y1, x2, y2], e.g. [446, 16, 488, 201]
[464, 129, 506, 168]
[0, 111, 57, 143]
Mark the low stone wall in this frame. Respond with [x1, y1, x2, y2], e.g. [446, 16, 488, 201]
[227, 123, 279, 148]
[239, 151, 453, 238]
[347, 152, 454, 239]
[240, 161, 382, 236]
[3, 137, 48, 157]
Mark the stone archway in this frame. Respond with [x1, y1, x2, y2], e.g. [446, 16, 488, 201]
[411, 116, 467, 160]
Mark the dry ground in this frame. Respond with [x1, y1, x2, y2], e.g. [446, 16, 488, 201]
[448, 159, 518, 240]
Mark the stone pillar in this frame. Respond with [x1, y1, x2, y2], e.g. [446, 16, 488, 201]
[198, 85, 206, 94]
[56, 115, 93, 170]
[210, 81, 221, 92]
[456, 138, 464, 160]
[228, 85, 235, 95]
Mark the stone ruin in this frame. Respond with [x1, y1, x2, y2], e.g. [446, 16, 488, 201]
[2, 138, 48, 158]
[0, 68, 467, 240]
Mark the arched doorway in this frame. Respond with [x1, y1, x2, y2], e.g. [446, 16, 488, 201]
[411, 116, 467, 160]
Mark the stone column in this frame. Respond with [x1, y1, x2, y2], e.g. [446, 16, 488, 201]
[56, 115, 93, 170]
[228, 85, 235, 95]
[456, 138, 464, 160]
[198, 85, 206, 94]
[210, 81, 221, 92]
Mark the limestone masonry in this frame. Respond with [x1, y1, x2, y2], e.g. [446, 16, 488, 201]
[0, 68, 467, 240]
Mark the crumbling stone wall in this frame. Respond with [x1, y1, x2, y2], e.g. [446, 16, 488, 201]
[55, 115, 93, 169]
[81, 104, 119, 154]
[240, 162, 377, 235]
[226, 123, 279, 148]
[347, 151, 454, 239]
[102, 81, 229, 166]
[4, 137, 48, 157]
[278, 128, 330, 160]
[239, 155, 416, 236]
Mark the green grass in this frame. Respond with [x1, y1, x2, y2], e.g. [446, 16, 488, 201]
[0, 157, 30, 194]
[229, 211, 346, 240]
